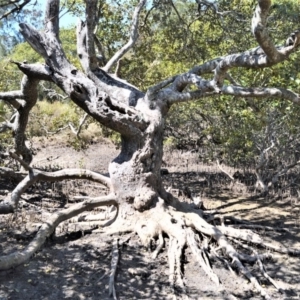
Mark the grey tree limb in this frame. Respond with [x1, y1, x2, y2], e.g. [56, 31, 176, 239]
[0, 0, 31, 20]
[103, 0, 146, 73]
[0, 152, 112, 214]
[0, 193, 117, 270]
[18, 0, 147, 138]
[0, 91, 23, 109]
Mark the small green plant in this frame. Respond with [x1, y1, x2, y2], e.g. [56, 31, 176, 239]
[163, 136, 177, 150]
[28, 100, 79, 136]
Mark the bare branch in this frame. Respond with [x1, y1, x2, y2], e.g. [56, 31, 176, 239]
[0, 0, 31, 21]
[69, 113, 88, 138]
[216, 159, 235, 181]
[171, 73, 218, 93]
[9, 151, 32, 171]
[40, 83, 68, 100]
[222, 85, 300, 105]
[146, 76, 177, 100]
[0, 91, 23, 109]
[14, 61, 54, 81]
[44, 0, 60, 37]
[0, 162, 112, 214]
[212, 0, 300, 88]
[85, 0, 98, 70]
[103, 0, 146, 72]
[189, 57, 222, 76]
[94, 34, 107, 66]
[159, 89, 214, 105]
[21, 20, 145, 136]
[251, 0, 282, 62]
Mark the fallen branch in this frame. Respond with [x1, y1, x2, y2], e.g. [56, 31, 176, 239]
[0, 153, 112, 214]
[0, 193, 117, 270]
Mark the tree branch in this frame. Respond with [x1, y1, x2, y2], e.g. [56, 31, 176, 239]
[103, 0, 146, 73]
[159, 89, 214, 105]
[212, 0, 300, 88]
[68, 113, 88, 138]
[20, 17, 146, 136]
[44, 0, 59, 37]
[251, 0, 281, 62]
[0, 158, 112, 214]
[0, 0, 31, 21]
[222, 85, 300, 105]
[0, 91, 23, 109]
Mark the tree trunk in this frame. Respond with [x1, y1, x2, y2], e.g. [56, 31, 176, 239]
[109, 100, 167, 212]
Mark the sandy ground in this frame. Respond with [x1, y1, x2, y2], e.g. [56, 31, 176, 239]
[1, 139, 300, 299]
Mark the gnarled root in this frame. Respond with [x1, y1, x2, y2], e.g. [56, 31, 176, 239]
[134, 199, 298, 299]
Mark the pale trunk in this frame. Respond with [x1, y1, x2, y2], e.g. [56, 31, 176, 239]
[109, 104, 166, 212]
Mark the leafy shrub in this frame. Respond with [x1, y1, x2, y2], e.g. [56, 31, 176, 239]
[28, 100, 80, 136]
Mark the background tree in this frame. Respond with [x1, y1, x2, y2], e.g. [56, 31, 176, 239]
[1, 0, 300, 299]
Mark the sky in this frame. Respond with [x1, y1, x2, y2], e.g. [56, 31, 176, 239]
[59, 9, 77, 28]
[37, 0, 78, 28]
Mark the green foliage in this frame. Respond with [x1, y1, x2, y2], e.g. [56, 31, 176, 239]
[28, 100, 80, 136]
[26, 100, 119, 150]
[121, 0, 300, 168]
[0, 2, 43, 55]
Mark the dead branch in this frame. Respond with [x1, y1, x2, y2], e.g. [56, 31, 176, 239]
[0, 193, 117, 270]
[0, 0, 31, 20]
[216, 159, 235, 181]
[0, 154, 112, 214]
[68, 113, 88, 138]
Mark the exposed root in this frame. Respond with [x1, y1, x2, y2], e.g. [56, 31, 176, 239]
[255, 251, 282, 292]
[228, 237, 281, 291]
[224, 216, 289, 232]
[109, 239, 119, 300]
[133, 200, 300, 299]
[1, 188, 299, 299]
[152, 231, 164, 259]
[168, 236, 185, 291]
[187, 212, 272, 299]
[186, 228, 220, 286]
[210, 246, 236, 276]
[217, 225, 300, 255]
[0, 194, 117, 270]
